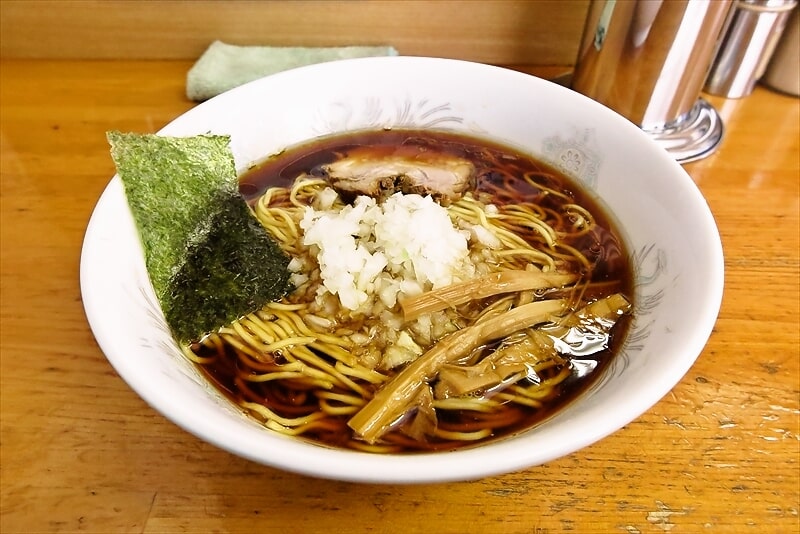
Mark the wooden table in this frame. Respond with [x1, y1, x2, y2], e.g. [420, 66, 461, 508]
[1, 60, 798, 533]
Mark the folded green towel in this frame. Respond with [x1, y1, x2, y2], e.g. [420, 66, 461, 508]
[186, 41, 399, 101]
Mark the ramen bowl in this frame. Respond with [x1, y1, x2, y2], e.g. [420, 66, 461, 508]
[80, 57, 723, 483]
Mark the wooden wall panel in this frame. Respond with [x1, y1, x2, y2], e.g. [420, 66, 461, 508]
[0, 0, 589, 64]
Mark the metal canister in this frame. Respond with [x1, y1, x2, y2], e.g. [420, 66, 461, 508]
[571, 0, 733, 163]
[704, 0, 798, 98]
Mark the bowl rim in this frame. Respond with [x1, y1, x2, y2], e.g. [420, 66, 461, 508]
[80, 56, 725, 483]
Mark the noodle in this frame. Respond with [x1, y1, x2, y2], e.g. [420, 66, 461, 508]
[187, 130, 632, 452]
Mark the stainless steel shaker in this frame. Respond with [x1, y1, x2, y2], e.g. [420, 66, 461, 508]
[705, 0, 798, 98]
[571, 0, 733, 163]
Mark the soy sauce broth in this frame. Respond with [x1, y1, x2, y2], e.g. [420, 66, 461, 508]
[196, 129, 634, 452]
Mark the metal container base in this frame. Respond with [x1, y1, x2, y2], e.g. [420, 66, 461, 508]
[644, 99, 724, 164]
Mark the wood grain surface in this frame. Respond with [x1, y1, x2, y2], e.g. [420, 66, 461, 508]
[1, 59, 798, 533]
[0, 0, 588, 65]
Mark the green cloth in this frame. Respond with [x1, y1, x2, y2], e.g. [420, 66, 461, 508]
[186, 41, 399, 101]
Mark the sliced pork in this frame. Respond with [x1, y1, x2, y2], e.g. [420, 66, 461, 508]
[316, 146, 475, 205]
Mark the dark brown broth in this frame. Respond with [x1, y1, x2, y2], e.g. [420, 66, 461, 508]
[200, 129, 634, 452]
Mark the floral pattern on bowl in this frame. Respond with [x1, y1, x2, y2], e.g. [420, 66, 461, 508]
[542, 128, 602, 190]
[312, 97, 464, 135]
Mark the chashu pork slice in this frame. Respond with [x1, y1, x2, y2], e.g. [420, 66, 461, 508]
[317, 146, 475, 205]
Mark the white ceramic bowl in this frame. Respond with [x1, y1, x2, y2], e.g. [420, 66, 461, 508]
[80, 57, 723, 483]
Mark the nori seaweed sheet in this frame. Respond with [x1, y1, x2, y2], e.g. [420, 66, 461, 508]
[107, 131, 293, 342]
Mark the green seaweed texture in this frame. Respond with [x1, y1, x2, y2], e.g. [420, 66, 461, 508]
[107, 131, 292, 342]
